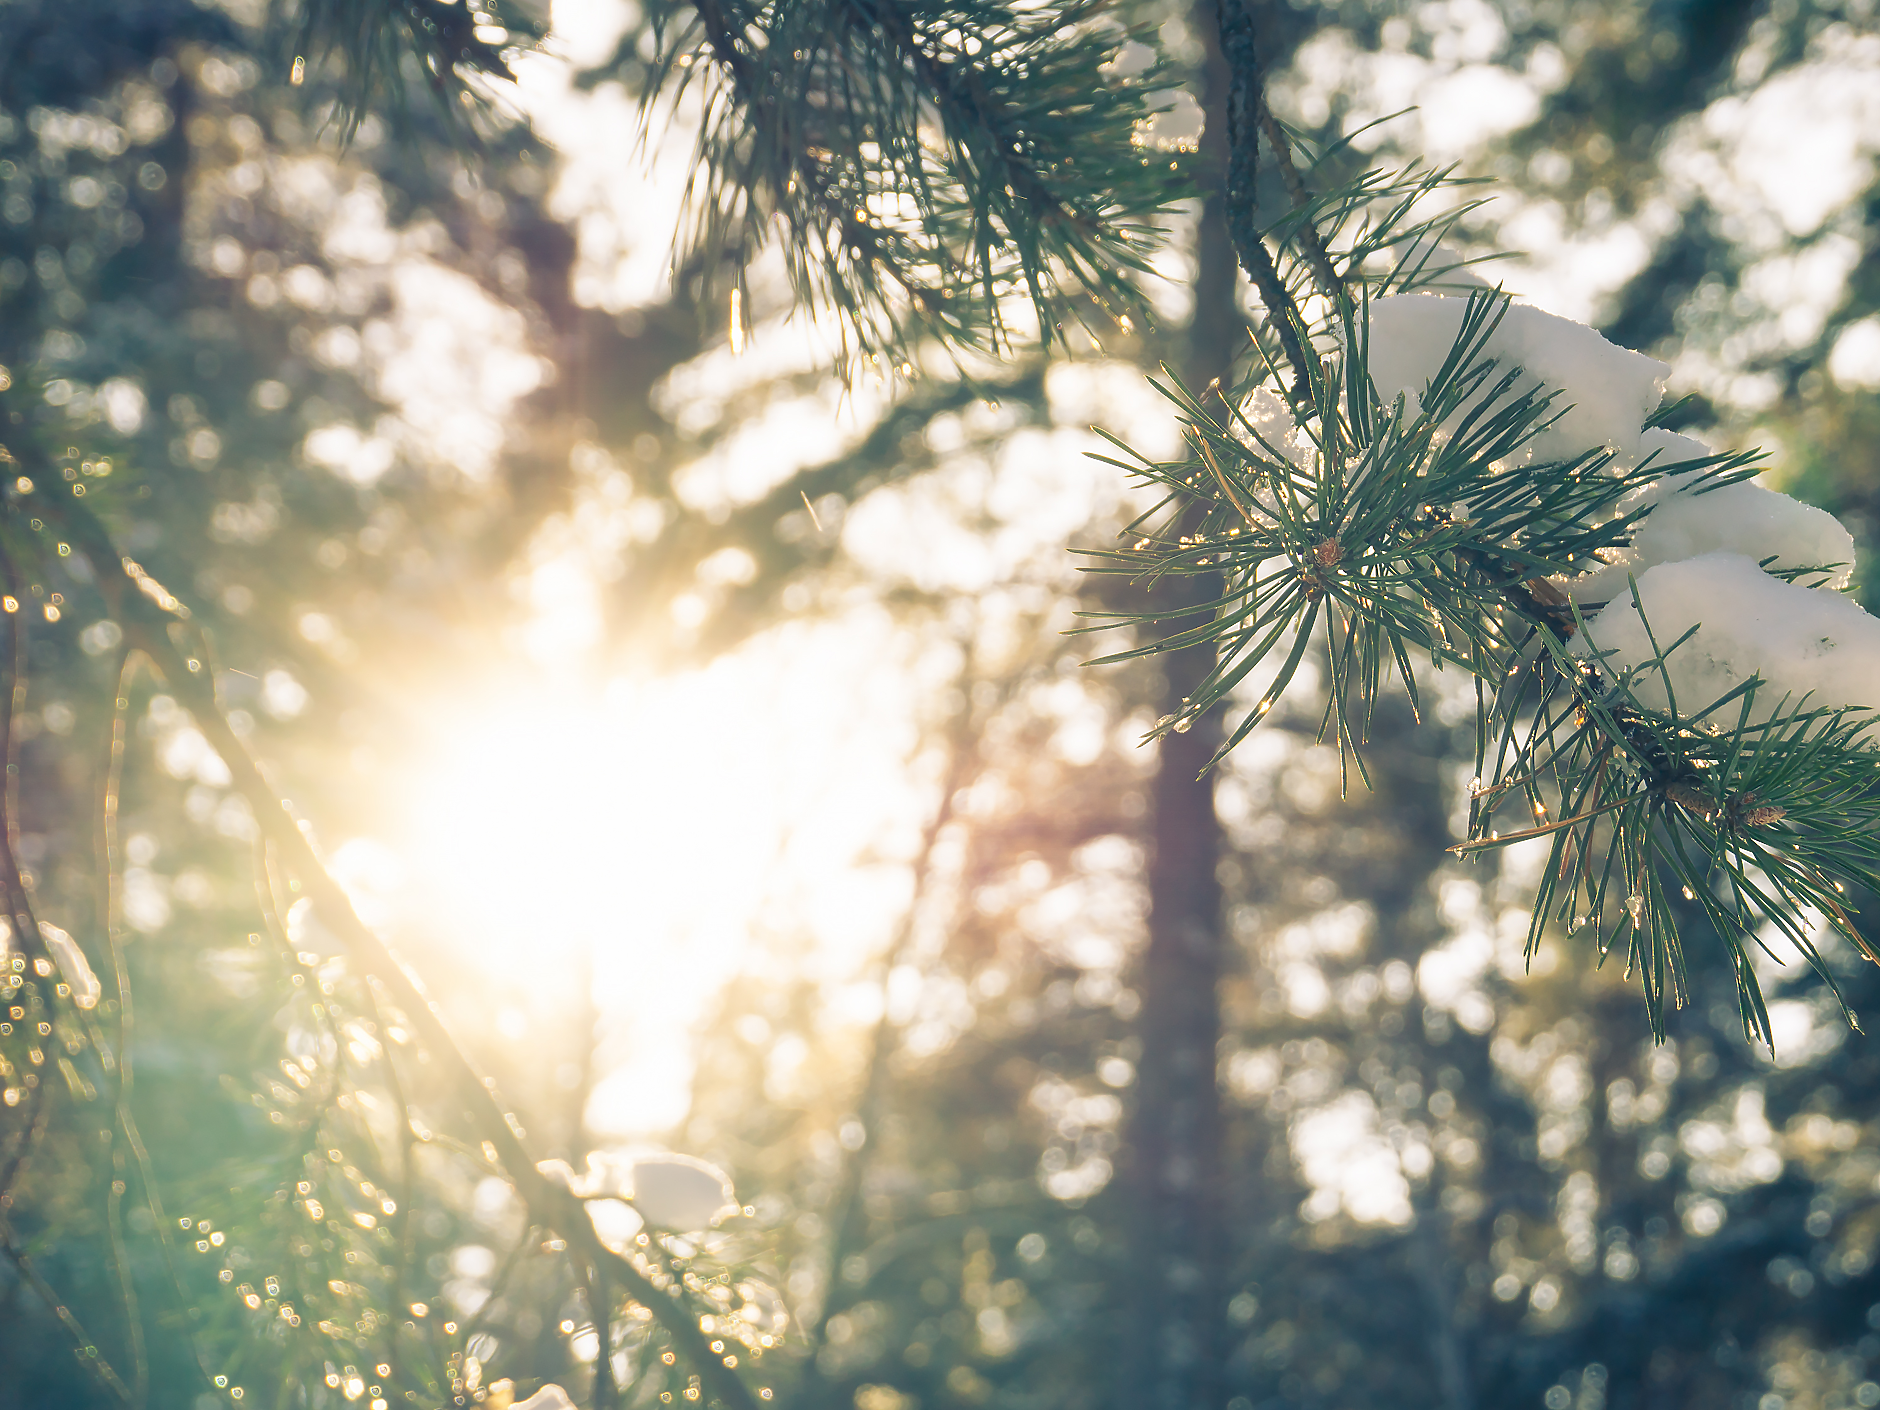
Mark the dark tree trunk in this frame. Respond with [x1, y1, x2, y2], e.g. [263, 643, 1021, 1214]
[1118, 10, 1242, 1408]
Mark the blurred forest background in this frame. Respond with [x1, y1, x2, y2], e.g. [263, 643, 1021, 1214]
[4, 0, 1880, 1408]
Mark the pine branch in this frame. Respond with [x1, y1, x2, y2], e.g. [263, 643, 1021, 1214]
[1082, 257, 1880, 1035]
[1254, 103, 1344, 298]
[28, 481, 768, 1410]
[1214, 0, 1314, 397]
[638, 0, 1188, 361]
[1464, 631, 1880, 1042]
[686, 0, 953, 320]
[290, 0, 544, 137]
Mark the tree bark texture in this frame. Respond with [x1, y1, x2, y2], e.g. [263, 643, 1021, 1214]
[1118, 6, 1244, 1407]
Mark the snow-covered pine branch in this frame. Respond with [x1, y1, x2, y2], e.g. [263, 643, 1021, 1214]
[1095, 211, 1880, 1042]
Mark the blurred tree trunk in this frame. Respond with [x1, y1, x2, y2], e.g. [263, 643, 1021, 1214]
[1118, 9, 1242, 1407]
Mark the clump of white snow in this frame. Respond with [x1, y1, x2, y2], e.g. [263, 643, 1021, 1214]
[1364, 294, 1670, 469]
[1576, 552, 1880, 730]
[494, 1386, 574, 1410]
[1347, 289, 1877, 736]
[41, 924, 101, 1009]
[1631, 427, 1716, 478]
[1561, 428, 1856, 601]
[542, 1149, 737, 1232]
[625, 1152, 738, 1231]
[584, 1197, 645, 1253]
[1234, 385, 1316, 468]
[0, 920, 102, 1009]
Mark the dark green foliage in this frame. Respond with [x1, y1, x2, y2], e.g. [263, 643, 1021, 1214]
[290, 0, 547, 139]
[604, 0, 1191, 362]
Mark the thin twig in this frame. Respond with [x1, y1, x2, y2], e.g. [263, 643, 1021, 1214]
[1448, 793, 1635, 854]
[1214, 0, 1314, 397]
[0, 550, 130, 1401]
[0, 1086, 133, 1404]
[95, 650, 211, 1397]
[1197, 438, 1265, 534]
[95, 651, 147, 1407]
[0, 545, 52, 968]
[586, 1256, 616, 1410]
[460, 1220, 540, 1349]
[365, 979, 419, 1395]
[858, 0, 1103, 237]
[1254, 99, 1344, 298]
[0, 1026, 49, 1215]
[688, 0, 949, 316]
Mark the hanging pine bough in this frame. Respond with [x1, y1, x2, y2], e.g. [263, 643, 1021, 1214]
[288, 0, 548, 138]
[1084, 116, 1880, 1045]
[607, 0, 1188, 363]
[299, 1, 1185, 357]
[296, 0, 1190, 361]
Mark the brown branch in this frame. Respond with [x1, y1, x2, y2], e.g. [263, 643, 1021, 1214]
[35, 486, 765, 1410]
[585, 1256, 617, 1410]
[1254, 100, 1344, 299]
[0, 547, 129, 1403]
[0, 545, 53, 970]
[364, 979, 419, 1396]
[1214, 0, 1314, 399]
[91, 648, 213, 1397]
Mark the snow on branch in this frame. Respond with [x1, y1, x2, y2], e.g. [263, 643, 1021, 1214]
[1092, 138, 1880, 1043]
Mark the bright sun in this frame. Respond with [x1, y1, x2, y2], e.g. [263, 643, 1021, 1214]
[402, 682, 739, 963]
[365, 626, 936, 1136]
[373, 671, 785, 1132]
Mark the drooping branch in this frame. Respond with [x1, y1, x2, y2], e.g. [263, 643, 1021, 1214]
[687, 0, 952, 317]
[801, 651, 981, 1382]
[32, 483, 766, 1410]
[292, 0, 542, 138]
[0, 547, 53, 975]
[856, 0, 1112, 239]
[659, 0, 1181, 355]
[94, 658, 150, 1407]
